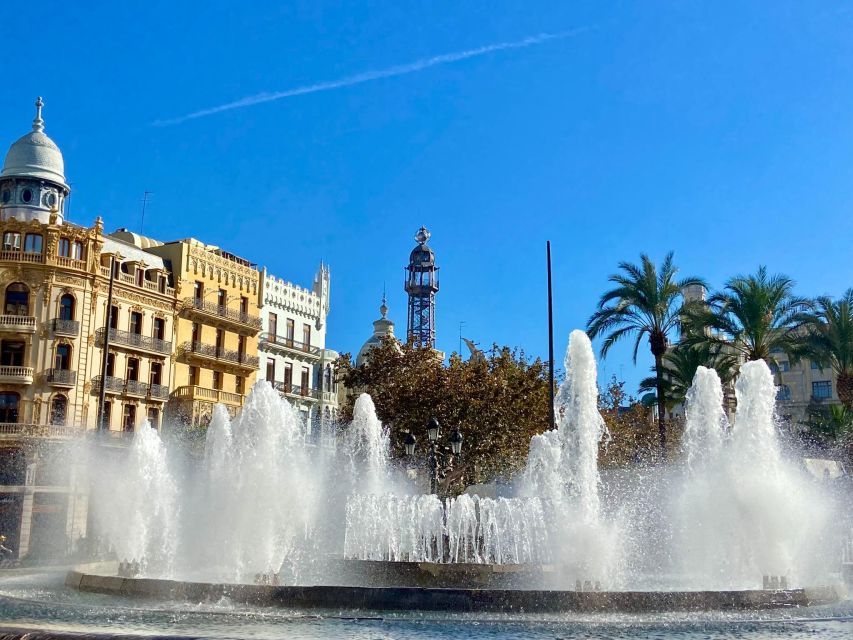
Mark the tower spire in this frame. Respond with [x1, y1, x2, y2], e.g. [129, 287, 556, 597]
[32, 97, 45, 133]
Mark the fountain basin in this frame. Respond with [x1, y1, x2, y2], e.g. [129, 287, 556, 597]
[65, 564, 841, 613]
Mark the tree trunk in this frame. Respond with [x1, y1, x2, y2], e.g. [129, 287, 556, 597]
[838, 369, 853, 410]
[655, 352, 667, 459]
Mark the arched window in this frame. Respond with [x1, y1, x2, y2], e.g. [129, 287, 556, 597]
[3, 232, 21, 252]
[58, 238, 70, 258]
[5, 283, 29, 316]
[51, 395, 67, 426]
[59, 294, 75, 321]
[54, 344, 72, 370]
[0, 392, 20, 423]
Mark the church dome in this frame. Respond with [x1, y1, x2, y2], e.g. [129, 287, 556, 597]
[1, 98, 68, 190]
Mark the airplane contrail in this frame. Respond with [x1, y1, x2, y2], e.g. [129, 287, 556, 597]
[153, 29, 587, 126]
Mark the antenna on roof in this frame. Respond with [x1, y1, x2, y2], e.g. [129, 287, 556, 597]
[140, 190, 153, 234]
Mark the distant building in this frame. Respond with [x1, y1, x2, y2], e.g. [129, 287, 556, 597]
[257, 265, 339, 426]
[405, 226, 439, 349]
[772, 350, 841, 427]
[356, 294, 396, 367]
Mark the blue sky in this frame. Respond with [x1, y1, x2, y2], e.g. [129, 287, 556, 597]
[2, 2, 852, 395]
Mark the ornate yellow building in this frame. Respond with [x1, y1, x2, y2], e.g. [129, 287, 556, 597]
[119, 234, 262, 426]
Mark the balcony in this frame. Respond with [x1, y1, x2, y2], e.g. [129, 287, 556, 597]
[99, 266, 176, 298]
[273, 381, 321, 402]
[53, 318, 80, 336]
[96, 327, 172, 355]
[0, 366, 33, 384]
[183, 297, 261, 331]
[55, 256, 87, 271]
[0, 250, 44, 264]
[92, 375, 125, 395]
[181, 341, 260, 369]
[45, 368, 76, 387]
[125, 379, 150, 397]
[149, 383, 170, 400]
[172, 385, 244, 407]
[0, 423, 82, 441]
[260, 333, 320, 359]
[0, 315, 36, 333]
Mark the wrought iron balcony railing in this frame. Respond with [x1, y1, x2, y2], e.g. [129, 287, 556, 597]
[45, 368, 76, 386]
[182, 341, 260, 368]
[53, 318, 80, 335]
[259, 332, 320, 356]
[96, 327, 172, 355]
[124, 379, 150, 397]
[149, 383, 170, 400]
[272, 381, 321, 400]
[184, 297, 261, 329]
[92, 375, 126, 394]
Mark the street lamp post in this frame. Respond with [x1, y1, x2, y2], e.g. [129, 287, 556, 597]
[405, 417, 463, 495]
[97, 252, 123, 432]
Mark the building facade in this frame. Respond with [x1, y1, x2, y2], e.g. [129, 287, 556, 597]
[257, 265, 339, 426]
[132, 235, 262, 427]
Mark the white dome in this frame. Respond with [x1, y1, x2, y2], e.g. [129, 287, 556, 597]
[1, 98, 68, 190]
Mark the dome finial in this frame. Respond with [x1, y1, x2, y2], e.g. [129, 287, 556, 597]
[380, 285, 388, 318]
[415, 226, 430, 245]
[33, 97, 45, 133]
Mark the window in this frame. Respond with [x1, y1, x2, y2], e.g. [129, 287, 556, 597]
[102, 401, 112, 430]
[126, 358, 139, 382]
[769, 363, 779, 375]
[194, 281, 204, 302]
[236, 375, 244, 395]
[286, 319, 295, 346]
[215, 329, 224, 353]
[150, 362, 163, 386]
[106, 353, 115, 377]
[109, 305, 119, 330]
[23, 233, 42, 254]
[2, 232, 20, 252]
[324, 365, 332, 392]
[812, 381, 832, 400]
[284, 363, 293, 388]
[147, 407, 160, 430]
[59, 294, 74, 320]
[58, 238, 70, 257]
[129, 311, 143, 335]
[1, 341, 25, 366]
[212, 370, 222, 390]
[266, 359, 275, 382]
[71, 241, 84, 261]
[135, 268, 144, 287]
[811, 361, 823, 371]
[301, 367, 310, 395]
[5, 283, 29, 316]
[122, 404, 136, 432]
[303, 324, 311, 350]
[777, 385, 791, 402]
[153, 317, 165, 341]
[54, 344, 71, 370]
[51, 395, 67, 426]
[240, 296, 248, 314]
[191, 322, 201, 344]
[21, 189, 32, 203]
[217, 289, 227, 308]
[268, 313, 278, 341]
[188, 366, 199, 386]
[780, 361, 790, 372]
[238, 335, 246, 358]
[0, 392, 20, 423]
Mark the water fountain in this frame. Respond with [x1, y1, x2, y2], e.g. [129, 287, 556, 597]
[66, 330, 843, 613]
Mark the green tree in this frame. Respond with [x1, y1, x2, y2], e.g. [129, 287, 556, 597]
[798, 289, 853, 409]
[587, 252, 704, 458]
[685, 266, 811, 365]
[638, 343, 738, 414]
[335, 338, 550, 489]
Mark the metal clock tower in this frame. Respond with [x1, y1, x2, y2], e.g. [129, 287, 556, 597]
[405, 226, 439, 348]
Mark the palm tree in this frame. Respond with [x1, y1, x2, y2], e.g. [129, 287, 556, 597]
[587, 252, 705, 457]
[638, 343, 738, 415]
[799, 289, 853, 409]
[684, 266, 811, 365]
